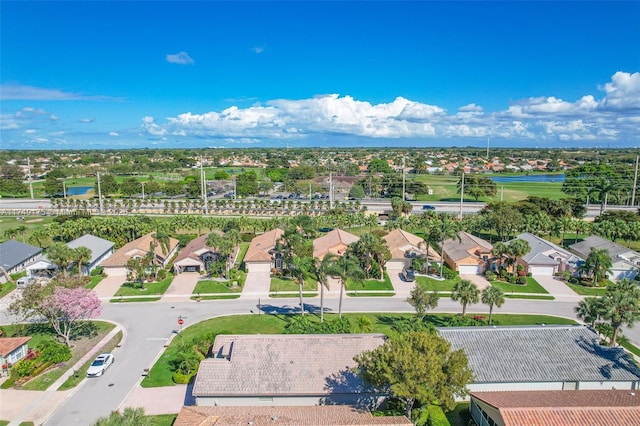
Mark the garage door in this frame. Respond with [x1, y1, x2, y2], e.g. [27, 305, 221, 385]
[247, 262, 271, 273]
[104, 267, 127, 277]
[458, 264, 482, 275]
[529, 266, 555, 276]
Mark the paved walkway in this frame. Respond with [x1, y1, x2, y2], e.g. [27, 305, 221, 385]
[120, 384, 188, 416]
[2, 324, 124, 426]
[161, 272, 199, 302]
[241, 270, 270, 298]
[93, 275, 126, 300]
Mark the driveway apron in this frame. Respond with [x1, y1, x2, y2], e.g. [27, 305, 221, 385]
[93, 275, 126, 300]
[241, 270, 271, 298]
[533, 275, 580, 300]
[459, 274, 491, 291]
[161, 272, 200, 303]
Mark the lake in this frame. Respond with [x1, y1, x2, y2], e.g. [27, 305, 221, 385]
[66, 186, 93, 195]
[490, 174, 565, 183]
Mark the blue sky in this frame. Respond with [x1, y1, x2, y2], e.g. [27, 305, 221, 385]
[1, 1, 639, 150]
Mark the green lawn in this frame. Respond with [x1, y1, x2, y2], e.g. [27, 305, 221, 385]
[192, 279, 242, 295]
[505, 294, 555, 300]
[145, 414, 177, 426]
[621, 341, 640, 359]
[0, 281, 17, 299]
[270, 276, 318, 293]
[113, 273, 174, 297]
[236, 242, 249, 266]
[85, 274, 104, 290]
[141, 312, 577, 388]
[347, 273, 394, 291]
[565, 282, 608, 296]
[490, 277, 548, 294]
[415, 276, 459, 292]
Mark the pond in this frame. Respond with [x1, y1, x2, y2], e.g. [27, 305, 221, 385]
[490, 174, 565, 183]
[66, 186, 93, 195]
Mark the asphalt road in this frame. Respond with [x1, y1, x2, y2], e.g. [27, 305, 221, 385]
[30, 294, 639, 426]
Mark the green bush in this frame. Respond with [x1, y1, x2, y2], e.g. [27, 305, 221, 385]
[38, 339, 71, 363]
[517, 276, 527, 285]
[442, 267, 457, 280]
[156, 269, 167, 281]
[172, 371, 193, 384]
[90, 267, 104, 276]
[485, 271, 497, 281]
[425, 404, 449, 426]
[12, 358, 38, 378]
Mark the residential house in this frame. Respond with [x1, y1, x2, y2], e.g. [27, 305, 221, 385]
[0, 240, 42, 283]
[174, 405, 412, 426]
[67, 234, 115, 275]
[470, 390, 640, 426]
[100, 232, 180, 276]
[173, 232, 229, 274]
[513, 232, 582, 276]
[0, 337, 32, 369]
[439, 325, 640, 393]
[442, 231, 493, 275]
[382, 229, 440, 270]
[192, 334, 387, 407]
[569, 235, 639, 280]
[244, 228, 284, 273]
[313, 229, 360, 260]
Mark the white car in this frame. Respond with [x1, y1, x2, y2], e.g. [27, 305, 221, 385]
[87, 353, 114, 377]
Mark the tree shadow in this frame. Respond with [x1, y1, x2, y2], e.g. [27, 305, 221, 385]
[322, 368, 382, 410]
[575, 334, 640, 379]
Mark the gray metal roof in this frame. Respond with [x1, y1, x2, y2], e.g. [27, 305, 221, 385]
[66, 234, 114, 265]
[514, 233, 582, 266]
[570, 236, 640, 268]
[193, 334, 386, 397]
[438, 326, 640, 383]
[0, 240, 42, 271]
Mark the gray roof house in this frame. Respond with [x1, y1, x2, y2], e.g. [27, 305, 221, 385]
[512, 232, 582, 276]
[570, 235, 640, 280]
[67, 234, 115, 275]
[192, 334, 388, 407]
[0, 240, 43, 283]
[438, 325, 640, 393]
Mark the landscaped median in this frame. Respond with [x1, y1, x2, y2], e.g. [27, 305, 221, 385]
[110, 273, 174, 302]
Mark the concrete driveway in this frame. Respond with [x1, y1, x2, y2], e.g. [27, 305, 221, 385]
[242, 270, 271, 298]
[459, 274, 491, 291]
[161, 272, 200, 302]
[533, 275, 580, 299]
[93, 275, 126, 300]
[387, 266, 412, 298]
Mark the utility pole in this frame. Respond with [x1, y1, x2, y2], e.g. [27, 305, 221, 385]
[500, 186, 504, 202]
[27, 158, 34, 199]
[402, 154, 406, 202]
[141, 182, 145, 201]
[459, 172, 465, 220]
[632, 155, 639, 206]
[329, 171, 334, 209]
[201, 156, 209, 214]
[486, 136, 490, 160]
[62, 180, 67, 199]
[97, 171, 104, 215]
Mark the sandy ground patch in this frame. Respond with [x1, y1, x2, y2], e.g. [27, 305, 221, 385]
[25, 218, 44, 223]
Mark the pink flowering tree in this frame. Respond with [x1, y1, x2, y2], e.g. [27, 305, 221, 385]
[40, 287, 102, 347]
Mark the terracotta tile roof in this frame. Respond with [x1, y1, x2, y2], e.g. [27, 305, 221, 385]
[244, 228, 284, 263]
[0, 337, 31, 356]
[174, 405, 412, 425]
[173, 232, 223, 264]
[101, 232, 179, 267]
[472, 390, 640, 426]
[442, 231, 492, 263]
[382, 229, 441, 261]
[193, 334, 386, 397]
[313, 229, 360, 260]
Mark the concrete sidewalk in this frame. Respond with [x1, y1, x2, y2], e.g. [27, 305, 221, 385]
[2, 324, 124, 426]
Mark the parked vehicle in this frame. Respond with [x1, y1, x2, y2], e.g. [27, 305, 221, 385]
[87, 353, 114, 377]
[422, 204, 436, 210]
[402, 269, 416, 282]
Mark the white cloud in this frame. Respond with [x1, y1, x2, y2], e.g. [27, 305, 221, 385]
[166, 51, 194, 65]
[25, 129, 37, 134]
[109, 131, 119, 137]
[459, 103, 483, 112]
[599, 71, 640, 110]
[253, 46, 264, 54]
[50, 114, 59, 121]
[0, 84, 124, 101]
[78, 118, 95, 123]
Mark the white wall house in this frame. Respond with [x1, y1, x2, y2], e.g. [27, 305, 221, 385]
[570, 235, 640, 281]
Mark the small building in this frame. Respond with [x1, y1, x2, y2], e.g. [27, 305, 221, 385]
[0, 337, 32, 369]
[173, 232, 229, 274]
[442, 231, 493, 275]
[192, 334, 387, 407]
[313, 229, 360, 260]
[382, 229, 440, 270]
[67, 234, 115, 275]
[470, 390, 640, 426]
[174, 405, 412, 426]
[513, 233, 582, 276]
[569, 235, 640, 280]
[0, 240, 43, 283]
[100, 232, 180, 276]
[244, 228, 284, 273]
[439, 325, 640, 393]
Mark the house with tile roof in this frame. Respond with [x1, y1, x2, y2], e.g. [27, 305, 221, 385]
[100, 232, 179, 276]
[512, 232, 582, 276]
[382, 229, 440, 270]
[313, 229, 360, 260]
[470, 390, 640, 426]
[438, 325, 640, 393]
[0, 240, 43, 283]
[66, 234, 115, 275]
[244, 228, 284, 273]
[0, 337, 32, 369]
[173, 232, 228, 274]
[442, 231, 493, 275]
[174, 405, 412, 426]
[192, 334, 387, 407]
[569, 235, 639, 280]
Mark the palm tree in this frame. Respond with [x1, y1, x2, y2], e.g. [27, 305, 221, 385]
[315, 257, 331, 322]
[74, 246, 92, 277]
[94, 407, 152, 426]
[438, 215, 460, 279]
[451, 279, 480, 317]
[47, 242, 74, 278]
[575, 297, 602, 328]
[292, 256, 313, 316]
[507, 238, 531, 280]
[598, 279, 640, 346]
[579, 247, 613, 284]
[492, 241, 509, 274]
[481, 285, 505, 325]
[322, 253, 364, 318]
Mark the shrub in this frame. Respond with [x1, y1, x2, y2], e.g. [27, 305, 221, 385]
[485, 271, 497, 281]
[38, 339, 71, 363]
[90, 266, 104, 276]
[172, 371, 193, 384]
[517, 276, 527, 285]
[446, 315, 486, 327]
[442, 267, 457, 280]
[156, 269, 167, 280]
[12, 358, 38, 378]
